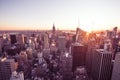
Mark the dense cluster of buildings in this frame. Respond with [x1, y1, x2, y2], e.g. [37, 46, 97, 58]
[0, 25, 120, 80]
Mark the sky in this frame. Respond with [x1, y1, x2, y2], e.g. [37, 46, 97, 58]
[0, 0, 120, 32]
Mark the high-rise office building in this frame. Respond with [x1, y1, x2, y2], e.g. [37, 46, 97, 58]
[75, 27, 80, 42]
[86, 40, 97, 75]
[44, 33, 49, 49]
[52, 24, 56, 34]
[24, 36, 28, 44]
[0, 38, 3, 53]
[86, 45, 95, 75]
[60, 52, 73, 80]
[26, 47, 33, 60]
[0, 58, 17, 80]
[111, 53, 120, 80]
[106, 30, 112, 39]
[71, 43, 87, 71]
[17, 34, 25, 44]
[10, 34, 17, 44]
[57, 35, 66, 51]
[91, 49, 112, 80]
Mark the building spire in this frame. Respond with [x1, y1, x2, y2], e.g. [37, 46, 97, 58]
[78, 17, 80, 28]
[52, 23, 56, 34]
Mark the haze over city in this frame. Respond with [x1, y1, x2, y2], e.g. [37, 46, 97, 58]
[0, 0, 120, 32]
[1, 1, 120, 80]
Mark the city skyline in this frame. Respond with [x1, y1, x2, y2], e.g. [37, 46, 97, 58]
[0, 0, 120, 32]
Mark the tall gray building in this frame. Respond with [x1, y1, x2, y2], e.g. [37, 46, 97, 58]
[91, 49, 112, 80]
[111, 53, 120, 80]
[57, 35, 66, 51]
[43, 33, 49, 49]
[0, 58, 17, 80]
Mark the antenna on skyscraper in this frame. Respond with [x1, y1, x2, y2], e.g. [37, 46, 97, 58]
[78, 17, 80, 28]
[53, 22, 55, 27]
[91, 21, 94, 33]
[75, 17, 80, 43]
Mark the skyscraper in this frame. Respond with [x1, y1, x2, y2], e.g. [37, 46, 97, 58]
[0, 38, 3, 53]
[17, 34, 25, 44]
[91, 49, 112, 80]
[86, 45, 95, 75]
[57, 35, 66, 51]
[111, 52, 120, 80]
[52, 24, 56, 34]
[60, 52, 73, 80]
[10, 34, 17, 44]
[0, 58, 17, 80]
[43, 33, 49, 49]
[71, 43, 87, 71]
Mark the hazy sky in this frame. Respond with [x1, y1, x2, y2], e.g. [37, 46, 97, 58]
[0, 0, 120, 31]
